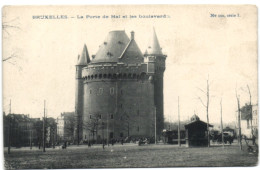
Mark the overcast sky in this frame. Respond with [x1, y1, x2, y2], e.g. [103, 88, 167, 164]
[2, 5, 257, 124]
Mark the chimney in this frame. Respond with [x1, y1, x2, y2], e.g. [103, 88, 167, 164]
[131, 31, 135, 40]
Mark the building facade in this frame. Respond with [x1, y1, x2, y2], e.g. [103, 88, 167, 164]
[3, 113, 58, 148]
[240, 103, 258, 138]
[75, 29, 166, 142]
[56, 112, 75, 142]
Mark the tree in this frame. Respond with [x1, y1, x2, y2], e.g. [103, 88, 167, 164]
[235, 87, 242, 150]
[246, 85, 254, 137]
[34, 120, 43, 149]
[62, 113, 75, 142]
[2, 15, 23, 71]
[197, 75, 210, 147]
[84, 113, 102, 143]
[220, 98, 224, 148]
[121, 114, 131, 138]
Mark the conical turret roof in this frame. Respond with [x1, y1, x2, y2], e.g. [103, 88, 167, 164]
[91, 30, 130, 63]
[146, 28, 163, 55]
[77, 44, 90, 65]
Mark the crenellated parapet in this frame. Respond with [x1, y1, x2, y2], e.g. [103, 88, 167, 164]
[82, 63, 154, 82]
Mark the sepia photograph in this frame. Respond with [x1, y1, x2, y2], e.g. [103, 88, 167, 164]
[1, 4, 258, 169]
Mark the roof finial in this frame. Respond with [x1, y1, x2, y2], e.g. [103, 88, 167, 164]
[131, 31, 135, 40]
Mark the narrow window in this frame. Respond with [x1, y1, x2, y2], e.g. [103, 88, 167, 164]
[120, 104, 123, 108]
[99, 88, 103, 95]
[90, 89, 92, 94]
[110, 87, 114, 95]
[137, 126, 139, 132]
[89, 115, 92, 119]
[110, 114, 114, 119]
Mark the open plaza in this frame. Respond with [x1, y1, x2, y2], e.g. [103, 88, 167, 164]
[4, 141, 258, 169]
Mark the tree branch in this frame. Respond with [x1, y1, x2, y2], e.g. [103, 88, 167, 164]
[196, 87, 206, 95]
[197, 96, 207, 108]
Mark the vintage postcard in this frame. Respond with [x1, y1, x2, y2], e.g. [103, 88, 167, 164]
[2, 5, 258, 168]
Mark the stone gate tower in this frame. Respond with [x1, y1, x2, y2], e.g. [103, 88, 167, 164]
[75, 29, 166, 142]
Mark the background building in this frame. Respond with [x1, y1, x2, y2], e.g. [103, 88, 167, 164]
[75, 29, 167, 142]
[3, 113, 58, 148]
[56, 112, 75, 143]
[240, 103, 258, 138]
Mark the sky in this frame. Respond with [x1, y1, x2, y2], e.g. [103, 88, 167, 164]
[2, 5, 258, 124]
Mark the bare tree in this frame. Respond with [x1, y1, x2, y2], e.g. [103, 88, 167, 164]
[197, 75, 210, 147]
[2, 16, 21, 37]
[220, 98, 224, 148]
[2, 15, 23, 71]
[236, 87, 242, 150]
[246, 85, 254, 137]
[84, 113, 102, 142]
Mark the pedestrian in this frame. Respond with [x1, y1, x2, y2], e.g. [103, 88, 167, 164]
[121, 139, 124, 145]
[88, 140, 91, 148]
[252, 135, 256, 145]
[102, 140, 105, 150]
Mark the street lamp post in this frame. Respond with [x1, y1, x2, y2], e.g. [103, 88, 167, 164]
[155, 106, 157, 144]
[102, 122, 105, 149]
[107, 113, 109, 146]
[8, 100, 12, 154]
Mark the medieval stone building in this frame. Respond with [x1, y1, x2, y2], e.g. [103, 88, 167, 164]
[75, 29, 166, 142]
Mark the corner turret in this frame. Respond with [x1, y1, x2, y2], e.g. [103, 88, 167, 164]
[144, 28, 167, 137]
[75, 44, 90, 143]
[77, 44, 90, 66]
[146, 28, 163, 56]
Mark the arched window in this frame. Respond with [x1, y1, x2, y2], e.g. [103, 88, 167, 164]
[94, 74, 98, 79]
[103, 74, 107, 78]
[99, 74, 102, 79]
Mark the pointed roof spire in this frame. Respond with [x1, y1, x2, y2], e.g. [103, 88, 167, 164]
[147, 27, 163, 55]
[77, 44, 90, 65]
